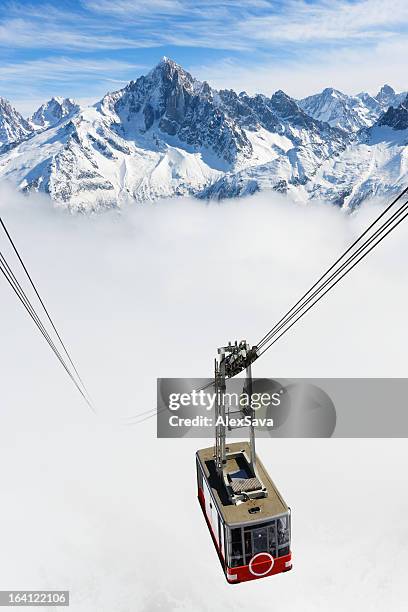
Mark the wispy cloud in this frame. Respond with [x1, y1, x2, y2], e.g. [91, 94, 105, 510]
[241, 0, 408, 43]
[83, 0, 187, 16]
[5, 0, 406, 54]
[83, 0, 408, 48]
[0, 57, 145, 115]
[0, 56, 143, 80]
[2, 0, 408, 110]
[0, 17, 159, 50]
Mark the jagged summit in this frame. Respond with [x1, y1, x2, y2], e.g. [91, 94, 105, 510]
[375, 84, 406, 110]
[322, 87, 342, 96]
[158, 56, 180, 68]
[147, 56, 193, 82]
[271, 89, 302, 114]
[30, 97, 79, 129]
[376, 84, 395, 100]
[0, 97, 32, 146]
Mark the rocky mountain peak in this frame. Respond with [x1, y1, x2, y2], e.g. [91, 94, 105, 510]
[321, 87, 344, 98]
[376, 84, 395, 100]
[271, 89, 300, 112]
[374, 84, 407, 111]
[270, 90, 319, 130]
[31, 97, 79, 129]
[299, 86, 381, 132]
[0, 96, 32, 146]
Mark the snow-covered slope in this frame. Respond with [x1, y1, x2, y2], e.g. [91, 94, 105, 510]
[30, 97, 79, 130]
[305, 95, 408, 207]
[223, 94, 408, 208]
[0, 97, 32, 146]
[299, 85, 407, 132]
[201, 89, 348, 200]
[0, 59, 406, 211]
[299, 88, 376, 132]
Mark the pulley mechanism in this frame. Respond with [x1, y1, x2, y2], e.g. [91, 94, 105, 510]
[218, 340, 259, 379]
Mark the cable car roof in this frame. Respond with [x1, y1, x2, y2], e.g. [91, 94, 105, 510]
[197, 442, 288, 526]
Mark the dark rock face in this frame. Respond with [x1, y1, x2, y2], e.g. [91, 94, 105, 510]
[111, 58, 253, 164]
[271, 89, 343, 138]
[217, 89, 281, 132]
[219, 86, 345, 144]
[377, 95, 408, 130]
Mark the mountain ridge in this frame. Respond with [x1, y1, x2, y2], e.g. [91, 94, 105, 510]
[0, 57, 407, 211]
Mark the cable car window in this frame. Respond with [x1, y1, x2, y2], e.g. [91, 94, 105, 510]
[278, 546, 290, 557]
[243, 521, 276, 562]
[252, 526, 268, 554]
[244, 530, 252, 563]
[267, 523, 277, 552]
[277, 516, 290, 545]
[230, 528, 243, 567]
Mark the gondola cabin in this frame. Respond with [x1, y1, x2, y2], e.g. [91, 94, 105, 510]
[196, 441, 292, 583]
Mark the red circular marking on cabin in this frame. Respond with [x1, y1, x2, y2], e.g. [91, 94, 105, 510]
[249, 552, 274, 576]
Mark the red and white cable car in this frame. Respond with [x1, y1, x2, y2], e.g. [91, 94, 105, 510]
[196, 441, 292, 583]
[196, 341, 292, 583]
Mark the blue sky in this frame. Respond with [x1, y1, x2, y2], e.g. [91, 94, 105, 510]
[1, 0, 408, 115]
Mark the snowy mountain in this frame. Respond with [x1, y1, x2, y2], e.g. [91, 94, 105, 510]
[30, 97, 79, 130]
[0, 97, 32, 146]
[302, 94, 408, 208]
[299, 88, 376, 132]
[299, 85, 407, 132]
[0, 58, 406, 211]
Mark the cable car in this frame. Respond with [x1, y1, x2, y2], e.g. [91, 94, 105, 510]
[196, 441, 292, 583]
[196, 341, 292, 583]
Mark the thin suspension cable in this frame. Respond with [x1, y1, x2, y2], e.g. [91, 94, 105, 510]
[122, 406, 162, 421]
[126, 405, 169, 426]
[0, 252, 71, 368]
[258, 201, 408, 357]
[122, 378, 216, 423]
[0, 215, 91, 402]
[257, 186, 408, 349]
[257, 198, 408, 348]
[0, 253, 94, 412]
[0, 259, 94, 412]
[0, 254, 93, 411]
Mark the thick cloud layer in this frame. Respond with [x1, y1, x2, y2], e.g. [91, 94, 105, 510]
[0, 188, 407, 610]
